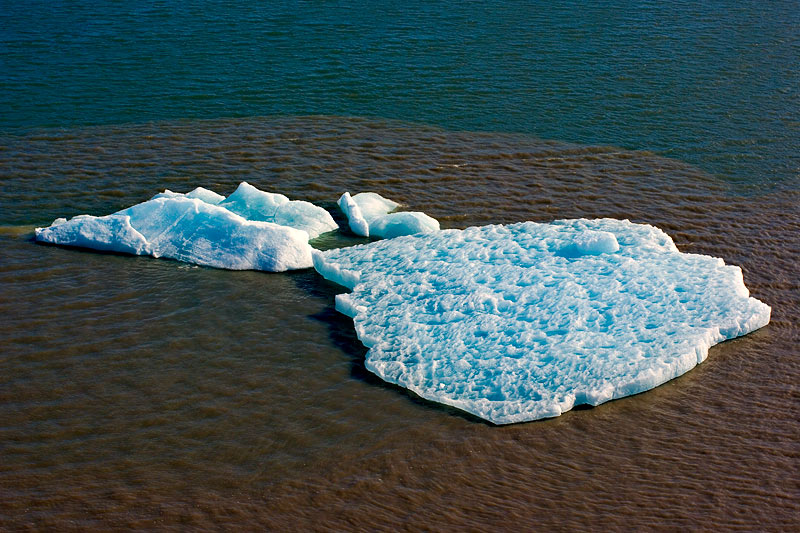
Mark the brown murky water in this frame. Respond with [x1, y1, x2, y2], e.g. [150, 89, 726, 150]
[1, 116, 797, 530]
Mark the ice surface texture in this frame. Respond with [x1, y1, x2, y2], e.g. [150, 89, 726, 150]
[338, 192, 439, 238]
[34, 184, 330, 271]
[313, 218, 771, 424]
[220, 182, 337, 239]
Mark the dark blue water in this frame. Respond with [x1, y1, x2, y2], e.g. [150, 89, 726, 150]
[1, 1, 797, 189]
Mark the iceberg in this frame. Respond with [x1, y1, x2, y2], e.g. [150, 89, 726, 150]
[337, 192, 439, 238]
[313, 218, 771, 424]
[36, 195, 314, 271]
[221, 182, 338, 239]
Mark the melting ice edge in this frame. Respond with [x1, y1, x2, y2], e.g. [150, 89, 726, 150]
[35, 183, 771, 424]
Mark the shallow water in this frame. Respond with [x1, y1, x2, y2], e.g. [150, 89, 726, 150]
[1, 116, 797, 530]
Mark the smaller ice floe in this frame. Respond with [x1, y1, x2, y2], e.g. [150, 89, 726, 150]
[313, 218, 771, 424]
[35, 190, 319, 271]
[221, 182, 337, 239]
[337, 191, 439, 238]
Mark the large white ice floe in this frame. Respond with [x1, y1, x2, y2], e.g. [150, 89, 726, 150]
[313, 218, 771, 424]
[338, 191, 439, 238]
[34, 185, 324, 271]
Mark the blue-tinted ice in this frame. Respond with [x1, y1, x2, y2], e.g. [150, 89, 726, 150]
[338, 191, 439, 238]
[313, 218, 771, 424]
[34, 183, 336, 271]
[220, 182, 337, 239]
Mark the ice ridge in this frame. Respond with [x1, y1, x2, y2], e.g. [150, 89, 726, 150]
[33, 183, 335, 271]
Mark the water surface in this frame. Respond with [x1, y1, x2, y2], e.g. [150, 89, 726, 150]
[1, 117, 797, 529]
[1, 0, 798, 529]
[1, 1, 798, 189]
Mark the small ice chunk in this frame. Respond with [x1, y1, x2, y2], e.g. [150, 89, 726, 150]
[186, 187, 225, 205]
[150, 189, 184, 201]
[369, 211, 441, 239]
[221, 182, 337, 238]
[274, 200, 340, 240]
[151, 187, 225, 205]
[219, 182, 290, 220]
[337, 192, 370, 236]
[36, 196, 313, 271]
[337, 191, 438, 239]
[349, 192, 399, 222]
[36, 213, 149, 256]
[313, 218, 771, 424]
[559, 230, 620, 257]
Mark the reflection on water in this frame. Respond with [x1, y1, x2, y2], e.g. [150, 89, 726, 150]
[0, 117, 797, 529]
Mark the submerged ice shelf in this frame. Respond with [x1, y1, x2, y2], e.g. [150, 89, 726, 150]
[313, 218, 771, 424]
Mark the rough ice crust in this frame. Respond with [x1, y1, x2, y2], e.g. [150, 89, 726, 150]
[313, 218, 771, 424]
[337, 191, 439, 238]
[35, 196, 314, 271]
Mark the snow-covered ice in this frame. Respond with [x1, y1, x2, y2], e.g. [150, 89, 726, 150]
[338, 191, 439, 238]
[34, 185, 326, 271]
[313, 218, 771, 424]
